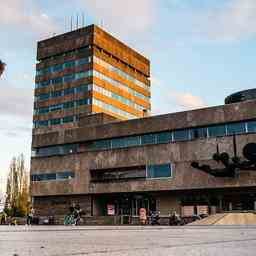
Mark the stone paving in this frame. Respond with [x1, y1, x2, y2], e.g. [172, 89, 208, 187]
[1, 225, 256, 256]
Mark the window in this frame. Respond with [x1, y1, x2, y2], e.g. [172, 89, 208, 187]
[64, 61, 75, 69]
[64, 87, 75, 95]
[75, 71, 87, 80]
[77, 98, 88, 106]
[124, 136, 140, 147]
[51, 77, 62, 84]
[49, 104, 63, 112]
[92, 140, 112, 150]
[52, 64, 63, 72]
[37, 93, 49, 101]
[77, 58, 89, 66]
[62, 144, 78, 154]
[247, 120, 256, 133]
[64, 74, 75, 83]
[190, 127, 208, 139]
[63, 116, 74, 123]
[32, 171, 74, 182]
[173, 129, 190, 141]
[51, 90, 62, 98]
[50, 119, 61, 125]
[147, 164, 172, 179]
[63, 101, 74, 109]
[38, 107, 49, 114]
[141, 134, 156, 145]
[91, 167, 146, 182]
[227, 122, 246, 135]
[37, 120, 48, 127]
[208, 124, 226, 137]
[156, 132, 172, 144]
[112, 138, 126, 148]
[77, 84, 91, 93]
[56, 171, 75, 180]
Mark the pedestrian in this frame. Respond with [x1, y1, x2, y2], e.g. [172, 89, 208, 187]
[0, 211, 7, 225]
[27, 207, 35, 225]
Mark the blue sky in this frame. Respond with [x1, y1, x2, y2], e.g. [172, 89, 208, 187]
[1, 0, 256, 191]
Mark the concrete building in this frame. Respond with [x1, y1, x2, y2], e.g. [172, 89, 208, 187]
[34, 24, 151, 133]
[31, 99, 256, 220]
[31, 25, 256, 223]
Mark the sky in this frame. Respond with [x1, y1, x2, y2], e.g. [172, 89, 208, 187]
[1, 0, 256, 192]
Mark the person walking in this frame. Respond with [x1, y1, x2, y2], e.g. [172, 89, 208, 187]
[0, 211, 7, 225]
[27, 207, 35, 225]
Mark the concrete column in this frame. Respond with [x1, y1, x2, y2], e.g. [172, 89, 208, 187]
[228, 201, 233, 211]
[218, 197, 223, 212]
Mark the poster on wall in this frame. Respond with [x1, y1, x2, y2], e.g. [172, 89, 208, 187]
[107, 204, 115, 215]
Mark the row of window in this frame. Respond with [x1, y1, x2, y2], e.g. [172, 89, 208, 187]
[93, 84, 145, 111]
[35, 68, 149, 103]
[34, 98, 91, 115]
[32, 120, 256, 157]
[35, 70, 92, 88]
[93, 70, 149, 101]
[93, 56, 150, 91]
[33, 115, 77, 128]
[31, 171, 75, 182]
[91, 164, 172, 182]
[35, 84, 92, 102]
[93, 98, 138, 119]
[36, 57, 92, 76]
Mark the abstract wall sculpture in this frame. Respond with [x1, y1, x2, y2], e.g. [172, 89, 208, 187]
[191, 136, 256, 177]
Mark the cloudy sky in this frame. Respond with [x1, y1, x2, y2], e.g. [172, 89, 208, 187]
[1, 0, 256, 191]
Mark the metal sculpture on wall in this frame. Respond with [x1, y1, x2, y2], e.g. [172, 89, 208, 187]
[0, 60, 6, 77]
[191, 136, 256, 177]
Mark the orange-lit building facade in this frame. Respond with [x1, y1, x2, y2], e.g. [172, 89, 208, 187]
[33, 25, 151, 131]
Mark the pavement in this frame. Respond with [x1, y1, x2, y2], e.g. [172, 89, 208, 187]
[1, 225, 256, 256]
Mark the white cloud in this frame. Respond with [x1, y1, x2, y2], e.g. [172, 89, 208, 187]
[0, 82, 33, 118]
[151, 77, 207, 115]
[80, 0, 156, 37]
[0, 0, 59, 37]
[194, 0, 256, 41]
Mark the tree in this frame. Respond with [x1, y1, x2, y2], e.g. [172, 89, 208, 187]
[0, 60, 6, 77]
[4, 154, 30, 217]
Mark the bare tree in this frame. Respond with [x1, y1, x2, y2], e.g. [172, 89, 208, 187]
[0, 60, 6, 77]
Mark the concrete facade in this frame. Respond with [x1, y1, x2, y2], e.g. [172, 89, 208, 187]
[31, 99, 256, 218]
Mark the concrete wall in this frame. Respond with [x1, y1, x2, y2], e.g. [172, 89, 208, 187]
[31, 132, 256, 197]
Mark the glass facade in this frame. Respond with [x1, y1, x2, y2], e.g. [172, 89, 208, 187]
[90, 163, 171, 182]
[35, 70, 93, 88]
[93, 84, 145, 111]
[93, 56, 150, 91]
[146, 164, 172, 179]
[35, 84, 92, 102]
[93, 70, 149, 101]
[32, 120, 256, 157]
[33, 115, 77, 128]
[34, 98, 91, 115]
[93, 98, 137, 119]
[31, 171, 75, 182]
[36, 56, 91, 76]
[36, 69, 149, 103]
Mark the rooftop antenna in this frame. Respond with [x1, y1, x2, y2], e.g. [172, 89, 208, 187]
[76, 13, 79, 29]
[82, 12, 85, 27]
[70, 15, 73, 31]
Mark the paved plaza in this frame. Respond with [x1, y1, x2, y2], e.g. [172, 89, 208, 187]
[1, 225, 256, 256]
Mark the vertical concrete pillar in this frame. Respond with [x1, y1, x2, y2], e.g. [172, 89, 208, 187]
[228, 201, 233, 211]
[218, 197, 223, 212]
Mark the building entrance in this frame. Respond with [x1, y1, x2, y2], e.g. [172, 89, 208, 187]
[94, 193, 156, 217]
